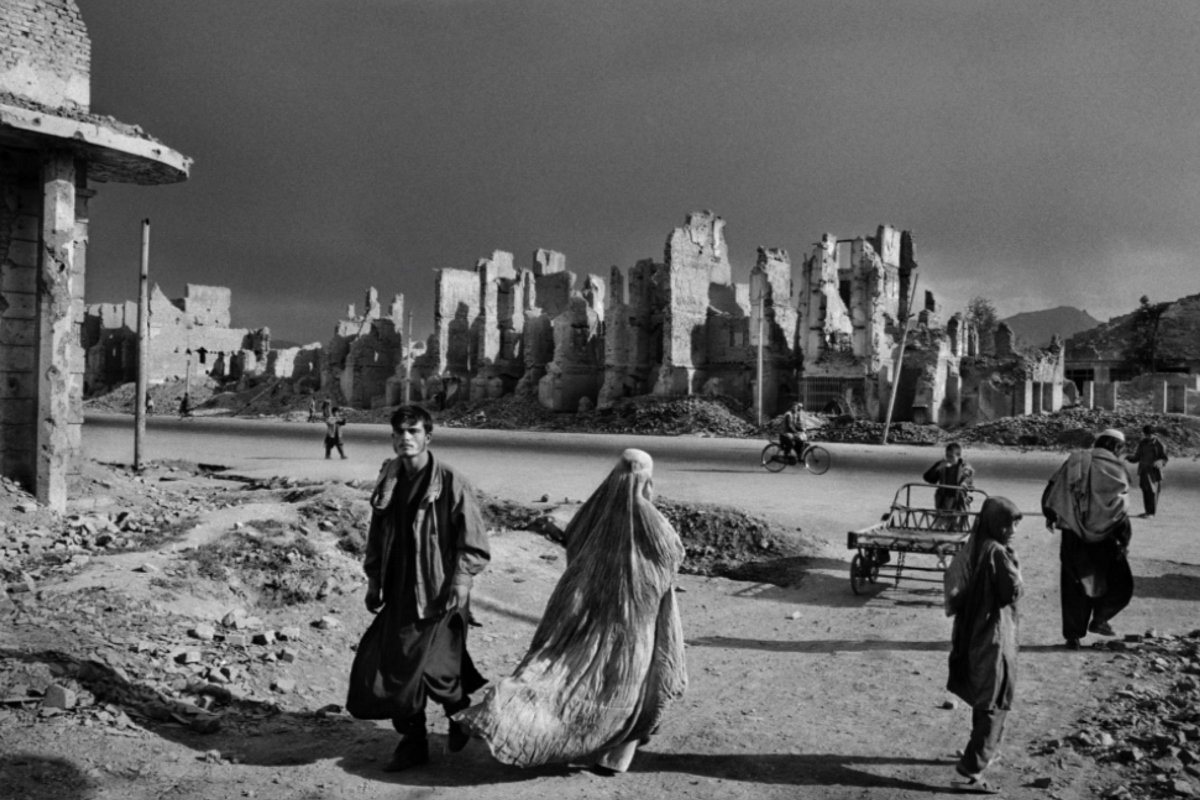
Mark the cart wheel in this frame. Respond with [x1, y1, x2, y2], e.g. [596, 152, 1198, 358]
[761, 443, 787, 473]
[850, 554, 864, 595]
[868, 556, 881, 584]
[803, 445, 832, 475]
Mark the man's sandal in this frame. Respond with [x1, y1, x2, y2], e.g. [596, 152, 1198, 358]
[952, 778, 1000, 795]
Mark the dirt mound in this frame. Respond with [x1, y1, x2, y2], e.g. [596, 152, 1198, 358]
[956, 408, 1200, 454]
[439, 394, 760, 438]
[815, 419, 944, 446]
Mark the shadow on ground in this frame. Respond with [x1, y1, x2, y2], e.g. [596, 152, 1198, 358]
[634, 751, 950, 792]
[0, 753, 95, 800]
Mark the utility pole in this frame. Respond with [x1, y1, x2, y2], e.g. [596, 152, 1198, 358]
[756, 281, 765, 425]
[881, 274, 919, 446]
[404, 310, 413, 405]
[134, 219, 150, 469]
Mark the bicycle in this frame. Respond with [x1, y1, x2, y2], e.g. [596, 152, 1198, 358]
[761, 439, 831, 475]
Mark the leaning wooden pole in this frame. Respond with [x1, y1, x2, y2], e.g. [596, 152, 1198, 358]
[881, 274, 919, 446]
[404, 310, 413, 405]
[756, 290, 765, 425]
[134, 219, 150, 469]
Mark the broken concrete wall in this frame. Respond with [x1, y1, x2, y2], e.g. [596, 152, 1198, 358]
[538, 296, 603, 411]
[1, 155, 48, 495]
[747, 247, 798, 415]
[431, 268, 479, 379]
[0, 0, 90, 111]
[598, 258, 662, 408]
[654, 211, 731, 396]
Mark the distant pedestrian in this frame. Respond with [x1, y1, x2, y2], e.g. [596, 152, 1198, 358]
[178, 393, 192, 419]
[307, 396, 318, 423]
[947, 497, 1023, 794]
[924, 442, 975, 530]
[1042, 429, 1133, 648]
[146, 395, 155, 416]
[324, 407, 347, 459]
[1127, 425, 1168, 518]
[321, 397, 332, 418]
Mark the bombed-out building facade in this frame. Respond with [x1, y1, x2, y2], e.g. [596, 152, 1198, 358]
[1, 0, 189, 509]
[79, 210, 1067, 427]
[332, 211, 1067, 426]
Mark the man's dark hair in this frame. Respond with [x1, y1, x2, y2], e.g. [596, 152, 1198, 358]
[391, 404, 433, 434]
[1143, 425, 1154, 435]
[945, 442, 962, 454]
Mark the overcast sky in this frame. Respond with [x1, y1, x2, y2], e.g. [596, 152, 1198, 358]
[80, 0, 1200, 345]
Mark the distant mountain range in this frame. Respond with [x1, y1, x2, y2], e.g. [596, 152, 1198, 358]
[999, 306, 1101, 348]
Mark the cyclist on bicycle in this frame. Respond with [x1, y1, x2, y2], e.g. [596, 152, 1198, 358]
[780, 402, 808, 458]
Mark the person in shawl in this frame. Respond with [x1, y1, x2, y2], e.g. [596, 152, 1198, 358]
[947, 496, 1024, 794]
[1042, 428, 1133, 649]
[455, 448, 686, 774]
[1127, 425, 1168, 519]
[349, 405, 490, 772]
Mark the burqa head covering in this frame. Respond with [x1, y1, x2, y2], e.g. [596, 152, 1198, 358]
[563, 449, 672, 566]
[965, 496, 1022, 571]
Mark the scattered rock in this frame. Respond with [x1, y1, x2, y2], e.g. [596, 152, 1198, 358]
[42, 684, 76, 710]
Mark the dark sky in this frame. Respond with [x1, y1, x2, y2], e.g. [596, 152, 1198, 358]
[80, 1, 1200, 344]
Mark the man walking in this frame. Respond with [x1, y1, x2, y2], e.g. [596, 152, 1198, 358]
[1042, 428, 1134, 649]
[1128, 425, 1168, 518]
[350, 405, 490, 771]
[323, 406, 347, 460]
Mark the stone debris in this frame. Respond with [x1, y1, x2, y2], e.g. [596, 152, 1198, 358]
[1032, 628, 1200, 799]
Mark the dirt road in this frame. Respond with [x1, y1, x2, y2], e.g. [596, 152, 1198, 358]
[2, 420, 1195, 799]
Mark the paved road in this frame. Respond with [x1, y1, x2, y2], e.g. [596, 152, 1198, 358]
[83, 413, 1200, 565]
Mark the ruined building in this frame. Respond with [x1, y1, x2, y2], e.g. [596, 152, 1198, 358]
[1, 0, 190, 509]
[319, 210, 1065, 426]
[82, 284, 270, 392]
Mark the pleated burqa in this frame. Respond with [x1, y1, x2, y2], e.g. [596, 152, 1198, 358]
[455, 448, 686, 772]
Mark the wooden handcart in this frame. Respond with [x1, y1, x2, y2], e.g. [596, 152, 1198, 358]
[846, 483, 988, 595]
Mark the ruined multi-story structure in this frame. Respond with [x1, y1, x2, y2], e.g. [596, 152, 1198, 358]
[1, 0, 190, 509]
[79, 211, 1067, 428]
[82, 284, 270, 391]
[322, 211, 1065, 425]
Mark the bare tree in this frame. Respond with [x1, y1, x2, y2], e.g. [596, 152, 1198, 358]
[966, 296, 999, 355]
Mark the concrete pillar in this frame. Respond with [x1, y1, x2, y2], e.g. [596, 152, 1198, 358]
[36, 152, 79, 512]
[1015, 380, 1034, 416]
[1048, 380, 1064, 412]
[1153, 381, 1169, 413]
[1096, 382, 1118, 411]
[1081, 380, 1095, 410]
[1167, 384, 1188, 414]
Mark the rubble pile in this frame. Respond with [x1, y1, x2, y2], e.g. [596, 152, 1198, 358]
[814, 419, 944, 446]
[1035, 629, 1200, 799]
[955, 409, 1200, 453]
[587, 395, 758, 438]
[438, 395, 564, 431]
[182, 529, 347, 609]
[0, 587, 349, 738]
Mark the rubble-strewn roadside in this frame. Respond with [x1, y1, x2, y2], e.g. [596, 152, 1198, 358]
[1033, 630, 1200, 800]
[87, 378, 1200, 458]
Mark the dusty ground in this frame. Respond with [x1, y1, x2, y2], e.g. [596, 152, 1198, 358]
[1, 448, 1198, 800]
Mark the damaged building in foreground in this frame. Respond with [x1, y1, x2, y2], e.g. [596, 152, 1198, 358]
[1, 0, 190, 509]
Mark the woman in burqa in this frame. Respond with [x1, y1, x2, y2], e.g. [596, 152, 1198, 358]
[455, 448, 686, 773]
[947, 496, 1024, 794]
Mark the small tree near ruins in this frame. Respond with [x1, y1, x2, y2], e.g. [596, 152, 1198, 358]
[967, 296, 999, 355]
[1124, 295, 1170, 375]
